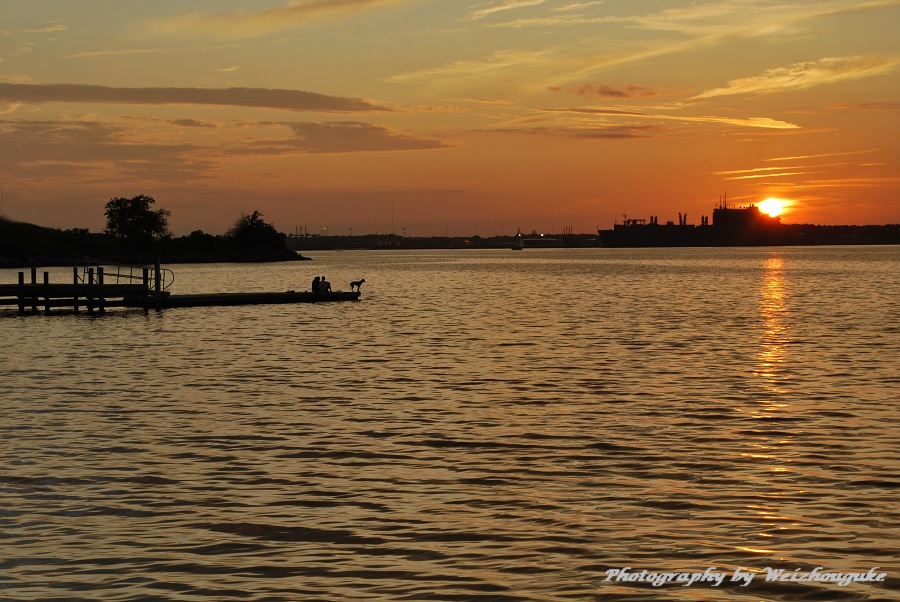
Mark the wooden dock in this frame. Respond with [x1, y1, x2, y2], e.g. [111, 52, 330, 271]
[1, 265, 360, 315]
[152, 290, 359, 308]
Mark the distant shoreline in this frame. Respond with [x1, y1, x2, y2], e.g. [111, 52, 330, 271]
[3, 218, 899, 269]
[0, 217, 309, 269]
[284, 226, 900, 251]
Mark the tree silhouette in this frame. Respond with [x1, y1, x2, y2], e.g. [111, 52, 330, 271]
[104, 195, 171, 246]
[228, 210, 284, 249]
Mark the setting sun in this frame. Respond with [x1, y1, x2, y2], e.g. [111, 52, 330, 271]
[759, 198, 787, 218]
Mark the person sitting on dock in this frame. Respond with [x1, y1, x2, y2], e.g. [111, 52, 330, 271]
[320, 276, 332, 292]
[312, 276, 320, 292]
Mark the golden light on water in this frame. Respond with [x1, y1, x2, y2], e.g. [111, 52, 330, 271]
[753, 256, 790, 406]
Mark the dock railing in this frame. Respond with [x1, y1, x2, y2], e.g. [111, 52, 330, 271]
[74, 259, 174, 292]
[1, 261, 174, 315]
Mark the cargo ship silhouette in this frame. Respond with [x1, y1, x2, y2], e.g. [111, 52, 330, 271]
[597, 196, 900, 247]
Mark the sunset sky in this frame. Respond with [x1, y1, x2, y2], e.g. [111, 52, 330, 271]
[2, 0, 898, 236]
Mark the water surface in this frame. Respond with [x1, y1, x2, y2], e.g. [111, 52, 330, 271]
[2, 247, 898, 601]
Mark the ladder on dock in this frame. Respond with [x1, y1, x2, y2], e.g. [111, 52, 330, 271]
[74, 260, 174, 291]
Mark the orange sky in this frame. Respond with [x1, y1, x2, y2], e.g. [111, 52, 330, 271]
[1, 1, 899, 236]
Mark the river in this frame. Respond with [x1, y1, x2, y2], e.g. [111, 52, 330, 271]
[2, 246, 898, 601]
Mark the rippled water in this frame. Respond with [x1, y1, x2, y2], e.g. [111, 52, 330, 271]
[2, 247, 898, 601]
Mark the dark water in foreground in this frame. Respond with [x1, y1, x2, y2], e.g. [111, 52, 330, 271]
[2, 247, 898, 601]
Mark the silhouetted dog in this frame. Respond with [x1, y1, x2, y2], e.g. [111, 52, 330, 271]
[350, 279, 365, 292]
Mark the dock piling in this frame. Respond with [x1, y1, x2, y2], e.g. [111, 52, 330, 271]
[143, 268, 150, 313]
[87, 268, 94, 315]
[72, 267, 79, 312]
[98, 267, 105, 314]
[43, 272, 50, 314]
[30, 267, 37, 312]
[154, 259, 162, 311]
[17, 271, 24, 315]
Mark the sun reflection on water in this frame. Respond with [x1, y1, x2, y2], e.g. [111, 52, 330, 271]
[754, 255, 791, 412]
[734, 254, 806, 557]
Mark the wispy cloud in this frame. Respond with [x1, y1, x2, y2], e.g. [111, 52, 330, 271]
[695, 56, 899, 99]
[2, 24, 67, 35]
[66, 44, 248, 60]
[397, 3, 897, 94]
[488, 123, 656, 139]
[0, 119, 210, 182]
[716, 163, 854, 180]
[553, 2, 605, 12]
[388, 48, 555, 84]
[724, 171, 808, 180]
[481, 14, 615, 28]
[478, 103, 798, 142]
[149, 0, 413, 39]
[170, 119, 219, 129]
[630, 0, 788, 35]
[21, 25, 68, 34]
[765, 149, 878, 162]
[488, 0, 900, 33]
[550, 83, 663, 98]
[716, 151, 887, 185]
[544, 107, 799, 129]
[466, 1, 546, 21]
[477, 0, 900, 91]
[227, 121, 453, 154]
[717, 165, 810, 175]
[0, 116, 450, 190]
[829, 102, 900, 110]
[0, 82, 388, 113]
[482, 0, 767, 31]
[789, 176, 900, 190]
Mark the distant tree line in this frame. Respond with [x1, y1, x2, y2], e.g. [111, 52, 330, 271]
[0, 195, 302, 268]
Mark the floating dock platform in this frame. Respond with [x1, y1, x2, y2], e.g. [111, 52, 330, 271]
[1, 264, 360, 315]
[155, 290, 359, 308]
